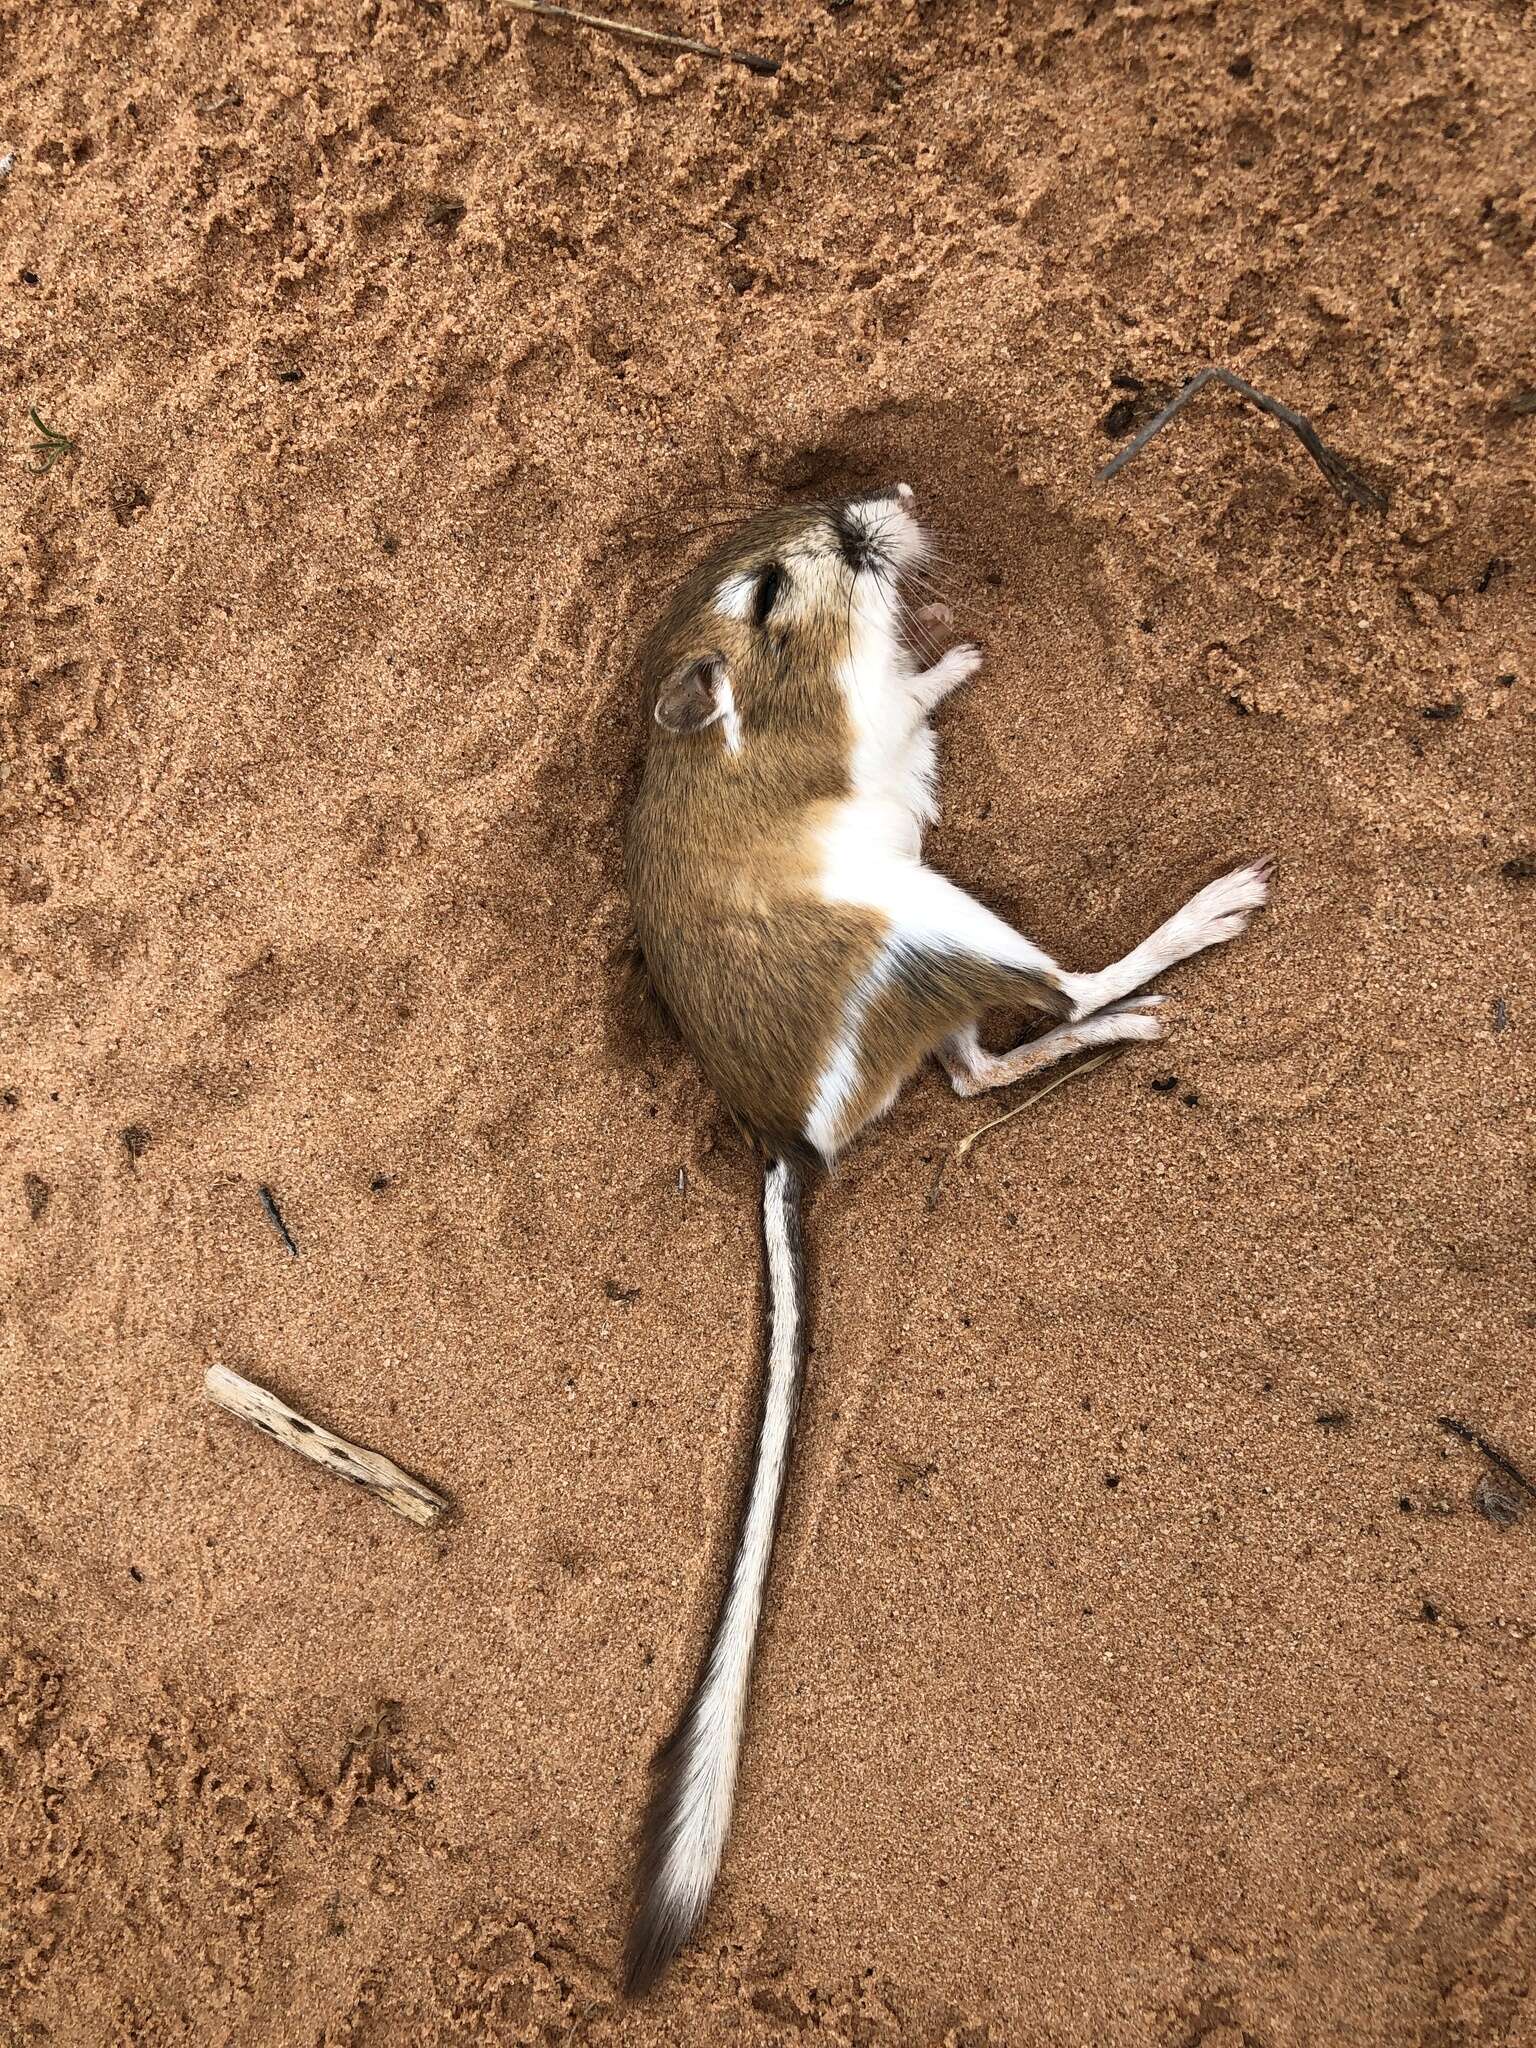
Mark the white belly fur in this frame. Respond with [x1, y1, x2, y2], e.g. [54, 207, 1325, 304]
[804, 618, 938, 1159]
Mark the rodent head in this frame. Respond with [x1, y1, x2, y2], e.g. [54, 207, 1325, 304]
[641, 484, 929, 742]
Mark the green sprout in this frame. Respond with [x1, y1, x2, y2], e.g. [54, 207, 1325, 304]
[27, 408, 76, 475]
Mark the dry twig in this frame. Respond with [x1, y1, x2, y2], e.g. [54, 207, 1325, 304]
[1437, 1414, 1536, 1503]
[954, 1051, 1115, 1165]
[205, 1364, 448, 1527]
[1097, 365, 1386, 511]
[506, 0, 779, 74]
[259, 1183, 300, 1257]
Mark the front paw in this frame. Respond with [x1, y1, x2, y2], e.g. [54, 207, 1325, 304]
[922, 642, 982, 694]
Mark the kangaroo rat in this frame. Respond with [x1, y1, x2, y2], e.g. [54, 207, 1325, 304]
[621, 483, 1270, 1993]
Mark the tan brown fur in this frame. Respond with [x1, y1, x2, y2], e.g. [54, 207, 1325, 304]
[625, 500, 1076, 1161]
[625, 506, 892, 1157]
[827, 946, 1071, 1156]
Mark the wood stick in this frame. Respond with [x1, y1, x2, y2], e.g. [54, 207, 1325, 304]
[204, 1365, 447, 1527]
[505, 0, 780, 74]
[1096, 364, 1387, 512]
[259, 1183, 300, 1257]
[1437, 1414, 1536, 1501]
[954, 1050, 1115, 1165]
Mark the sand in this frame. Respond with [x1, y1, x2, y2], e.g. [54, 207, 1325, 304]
[2, 0, 1533, 2041]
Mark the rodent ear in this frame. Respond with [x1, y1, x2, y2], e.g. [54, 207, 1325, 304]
[654, 656, 726, 735]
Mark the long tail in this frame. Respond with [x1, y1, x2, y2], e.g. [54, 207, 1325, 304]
[623, 1155, 808, 1996]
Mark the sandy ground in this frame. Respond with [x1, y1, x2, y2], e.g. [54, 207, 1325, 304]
[3, 0, 1534, 2041]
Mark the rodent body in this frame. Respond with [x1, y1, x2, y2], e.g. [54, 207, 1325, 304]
[627, 487, 1064, 1166]
[622, 485, 1270, 1993]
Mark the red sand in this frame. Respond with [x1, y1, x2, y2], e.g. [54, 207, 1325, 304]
[2, 1, 1533, 2041]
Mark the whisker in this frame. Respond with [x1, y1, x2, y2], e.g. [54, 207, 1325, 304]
[912, 550, 958, 582]
[869, 560, 951, 663]
[897, 569, 954, 610]
[900, 559, 952, 592]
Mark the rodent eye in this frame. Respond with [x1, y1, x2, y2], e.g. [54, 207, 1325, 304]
[751, 564, 785, 628]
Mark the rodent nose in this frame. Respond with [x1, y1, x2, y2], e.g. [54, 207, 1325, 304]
[894, 482, 915, 507]
[832, 507, 868, 572]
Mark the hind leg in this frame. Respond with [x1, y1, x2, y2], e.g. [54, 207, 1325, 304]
[814, 853, 1271, 1154]
[1055, 859, 1272, 1020]
[939, 995, 1167, 1098]
[850, 856, 1271, 1022]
